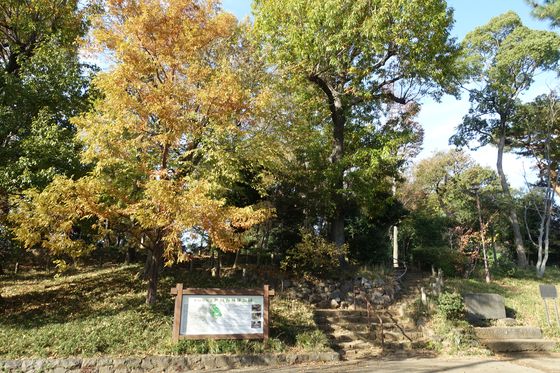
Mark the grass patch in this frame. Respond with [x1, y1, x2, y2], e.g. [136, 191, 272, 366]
[0, 264, 328, 358]
[428, 314, 491, 356]
[413, 267, 560, 355]
[445, 267, 560, 341]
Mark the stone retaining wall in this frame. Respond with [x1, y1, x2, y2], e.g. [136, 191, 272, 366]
[0, 352, 340, 372]
[283, 276, 400, 309]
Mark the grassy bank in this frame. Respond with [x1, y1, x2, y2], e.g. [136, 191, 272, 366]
[0, 265, 328, 358]
[445, 266, 560, 340]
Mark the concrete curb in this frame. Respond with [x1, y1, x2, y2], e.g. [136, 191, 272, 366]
[0, 351, 340, 372]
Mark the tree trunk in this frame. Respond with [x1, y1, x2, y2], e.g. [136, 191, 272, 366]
[143, 250, 153, 279]
[216, 249, 221, 279]
[233, 249, 240, 269]
[145, 242, 163, 305]
[309, 75, 347, 265]
[535, 214, 549, 278]
[497, 131, 528, 267]
[330, 106, 346, 265]
[125, 246, 137, 264]
[490, 226, 498, 267]
[331, 209, 345, 254]
[476, 192, 491, 283]
[536, 172, 555, 278]
[392, 225, 399, 268]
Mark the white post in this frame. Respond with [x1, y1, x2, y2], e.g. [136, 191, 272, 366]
[393, 225, 399, 268]
[392, 180, 398, 268]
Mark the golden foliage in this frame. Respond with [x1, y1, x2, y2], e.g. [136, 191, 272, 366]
[10, 0, 275, 261]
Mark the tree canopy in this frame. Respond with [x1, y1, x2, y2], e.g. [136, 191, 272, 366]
[0, 0, 92, 194]
[451, 11, 560, 267]
[10, 0, 275, 303]
[253, 0, 460, 255]
[2, 0, 560, 302]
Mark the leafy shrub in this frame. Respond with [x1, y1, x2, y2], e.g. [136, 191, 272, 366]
[412, 246, 466, 276]
[295, 330, 329, 351]
[437, 292, 465, 321]
[491, 252, 519, 277]
[408, 298, 431, 323]
[281, 229, 348, 277]
[53, 259, 71, 277]
[430, 315, 486, 355]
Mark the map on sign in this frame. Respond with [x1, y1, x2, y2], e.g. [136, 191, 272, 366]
[179, 295, 264, 336]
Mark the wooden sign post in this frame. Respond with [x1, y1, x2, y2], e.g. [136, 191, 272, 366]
[170, 284, 274, 342]
[539, 284, 559, 327]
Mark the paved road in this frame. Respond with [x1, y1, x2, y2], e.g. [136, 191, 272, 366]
[217, 354, 560, 373]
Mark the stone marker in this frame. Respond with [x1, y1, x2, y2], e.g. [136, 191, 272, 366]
[538, 284, 557, 299]
[538, 284, 559, 327]
[464, 293, 506, 320]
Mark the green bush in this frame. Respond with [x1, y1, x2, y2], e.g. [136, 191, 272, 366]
[491, 252, 519, 277]
[437, 292, 465, 321]
[281, 229, 348, 277]
[430, 315, 486, 355]
[295, 330, 329, 351]
[412, 246, 466, 276]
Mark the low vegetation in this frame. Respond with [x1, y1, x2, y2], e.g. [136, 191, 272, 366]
[423, 267, 560, 355]
[0, 265, 329, 358]
[446, 267, 560, 340]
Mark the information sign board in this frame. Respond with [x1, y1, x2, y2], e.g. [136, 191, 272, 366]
[170, 284, 273, 341]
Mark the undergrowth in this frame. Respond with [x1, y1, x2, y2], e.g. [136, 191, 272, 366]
[425, 266, 560, 354]
[0, 264, 329, 358]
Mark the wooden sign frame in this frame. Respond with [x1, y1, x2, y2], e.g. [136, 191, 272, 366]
[170, 284, 274, 342]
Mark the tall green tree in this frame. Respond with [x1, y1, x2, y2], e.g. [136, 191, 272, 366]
[513, 93, 560, 198]
[0, 0, 91, 193]
[512, 92, 560, 276]
[450, 12, 560, 267]
[402, 150, 502, 276]
[253, 0, 459, 258]
[0, 0, 93, 271]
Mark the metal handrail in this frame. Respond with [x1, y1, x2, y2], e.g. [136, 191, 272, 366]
[392, 257, 408, 282]
[384, 309, 412, 342]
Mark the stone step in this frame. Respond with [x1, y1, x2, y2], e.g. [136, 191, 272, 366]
[324, 323, 419, 339]
[315, 309, 369, 317]
[329, 329, 376, 342]
[336, 339, 376, 350]
[383, 330, 423, 341]
[318, 322, 373, 332]
[474, 327, 543, 340]
[481, 339, 556, 352]
[370, 321, 407, 328]
[316, 314, 377, 324]
[382, 341, 413, 350]
[315, 311, 393, 324]
[317, 319, 399, 328]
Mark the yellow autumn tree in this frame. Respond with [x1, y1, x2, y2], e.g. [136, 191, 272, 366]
[10, 0, 275, 304]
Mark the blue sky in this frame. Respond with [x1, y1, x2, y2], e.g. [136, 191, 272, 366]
[221, 0, 557, 188]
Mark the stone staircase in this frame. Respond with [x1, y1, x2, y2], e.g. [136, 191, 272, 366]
[312, 269, 434, 359]
[474, 326, 556, 352]
[315, 309, 380, 359]
[315, 302, 425, 359]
